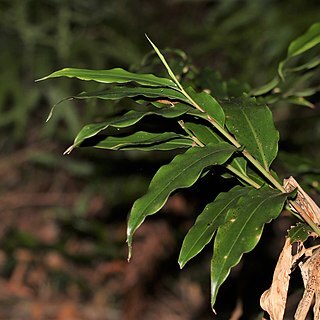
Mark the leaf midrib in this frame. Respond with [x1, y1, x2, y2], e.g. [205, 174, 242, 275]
[75, 107, 190, 146]
[240, 109, 268, 170]
[60, 68, 177, 87]
[182, 191, 246, 263]
[96, 133, 189, 149]
[213, 192, 283, 290]
[133, 146, 234, 228]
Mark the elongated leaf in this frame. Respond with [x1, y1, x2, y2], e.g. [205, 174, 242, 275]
[223, 97, 279, 171]
[287, 23, 320, 58]
[179, 186, 251, 268]
[146, 35, 181, 87]
[127, 142, 237, 259]
[187, 87, 225, 126]
[246, 167, 267, 187]
[250, 76, 280, 96]
[293, 86, 320, 98]
[91, 131, 193, 151]
[285, 56, 320, 73]
[211, 187, 290, 308]
[279, 23, 320, 79]
[74, 85, 189, 103]
[185, 122, 248, 180]
[37, 67, 177, 88]
[47, 86, 190, 121]
[67, 104, 192, 152]
[184, 122, 221, 145]
[286, 96, 315, 108]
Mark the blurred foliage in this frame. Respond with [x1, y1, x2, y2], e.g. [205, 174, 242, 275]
[0, 0, 320, 318]
[1, 0, 319, 145]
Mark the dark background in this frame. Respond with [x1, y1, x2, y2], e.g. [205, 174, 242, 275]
[0, 1, 320, 319]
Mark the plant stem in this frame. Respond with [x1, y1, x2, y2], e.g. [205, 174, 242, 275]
[242, 150, 285, 192]
[178, 120, 261, 190]
[226, 165, 261, 189]
[180, 89, 284, 191]
[148, 37, 279, 192]
[289, 200, 320, 237]
[151, 42, 320, 237]
[177, 120, 204, 147]
[180, 84, 320, 236]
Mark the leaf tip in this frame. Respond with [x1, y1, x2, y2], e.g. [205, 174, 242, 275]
[126, 225, 134, 261]
[35, 75, 48, 82]
[126, 238, 132, 262]
[63, 145, 75, 155]
[45, 105, 56, 122]
[278, 62, 285, 82]
[145, 34, 156, 51]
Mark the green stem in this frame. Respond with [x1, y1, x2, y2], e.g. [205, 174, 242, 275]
[178, 120, 204, 146]
[226, 165, 261, 189]
[180, 85, 320, 236]
[289, 200, 320, 237]
[178, 120, 261, 190]
[242, 150, 285, 192]
[150, 40, 320, 237]
[180, 89, 283, 190]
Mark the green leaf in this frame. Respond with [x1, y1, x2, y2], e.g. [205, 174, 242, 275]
[223, 96, 279, 171]
[178, 186, 250, 268]
[47, 86, 191, 122]
[184, 122, 247, 181]
[210, 186, 290, 308]
[127, 142, 237, 259]
[279, 23, 320, 79]
[73, 85, 189, 103]
[66, 104, 192, 152]
[146, 35, 181, 88]
[285, 56, 320, 73]
[184, 122, 221, 145]
[187, 87, 225, 126]
[228, 156, 248, 178]
[285, 96, 315, 108]
[37, 67, 177, 88]
[288, 222, 313, 244]
[250, 76, 280, 96]
[246, 167, 267, 187]
[91, 131, 193, 151]
[287, 23, 320, 58]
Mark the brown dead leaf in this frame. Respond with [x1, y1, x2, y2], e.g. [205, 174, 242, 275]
[295, 247, 320, 320]
[314, 288, 320, 320]
[260, 238, 293, 320]
[156, 99, 177, 106]
[283, 176, 320, 225]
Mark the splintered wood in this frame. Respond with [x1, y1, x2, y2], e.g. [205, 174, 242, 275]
[261, 176, 320, 320]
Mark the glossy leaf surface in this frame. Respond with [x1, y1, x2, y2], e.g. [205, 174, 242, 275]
[37, 67, 177, 88]
[68, 104, 192, 150]
[223, 97, 279, 171]
[184, 122, 221, 145]
[127, 142, 237, 258]
[211, 187, 290, 308]
[92, 131, 193, 150]
[279, 22, 320, 78]
[179, 186, 250, 268]
[187, 87, 225, 126]
[73, 85, 189, 103]
[184, 122, 247, 179]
